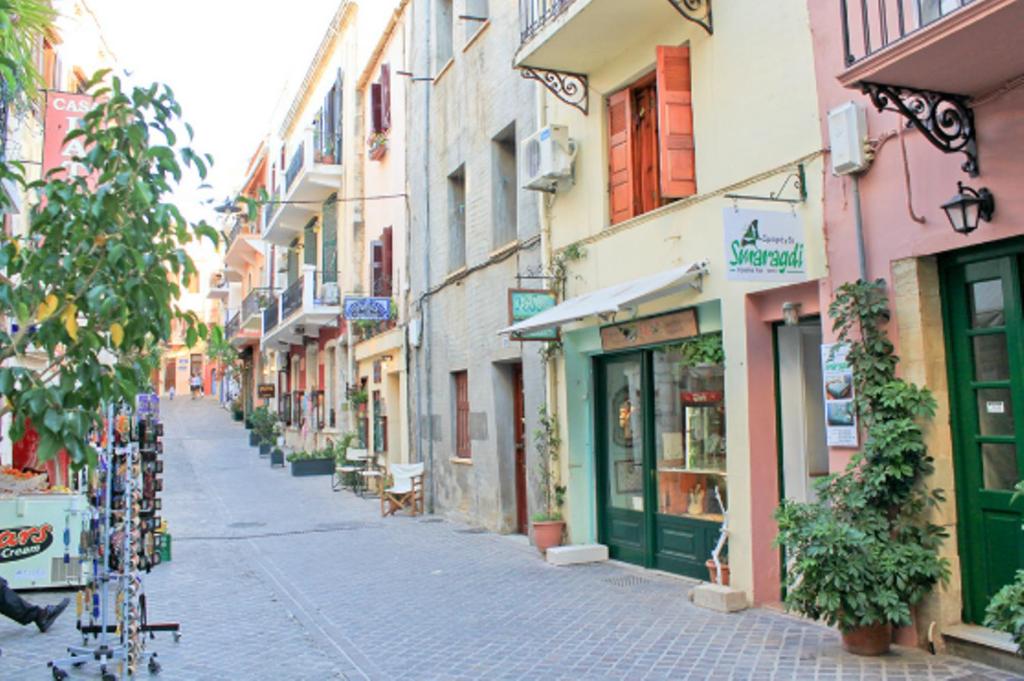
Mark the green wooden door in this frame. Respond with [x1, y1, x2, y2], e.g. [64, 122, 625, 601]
[944, 251, 1024, 624]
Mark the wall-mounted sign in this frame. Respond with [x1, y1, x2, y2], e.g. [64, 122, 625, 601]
[821, 343, 858, 448]
[600, 309, 699, 352]
[723, 208, 806, 282]
[343, 296, 391, 321]
[258, 384, 276, 399]
[43, 92, 97, 182]
[508, 289, 559, 341]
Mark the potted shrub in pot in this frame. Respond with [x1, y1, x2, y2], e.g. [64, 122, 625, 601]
[774, 281, 949, 656]
[270, 446, 285, 468]
[287, 448, 336, 477]
[250, 406, 279, 456]
[531, 406, 566, 555]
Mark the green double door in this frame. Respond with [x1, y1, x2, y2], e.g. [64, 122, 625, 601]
[943, 246, 1024, 624]
[595, 350, 725, 579]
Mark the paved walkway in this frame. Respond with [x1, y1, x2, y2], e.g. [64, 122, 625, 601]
[0, 398, 1017, 679]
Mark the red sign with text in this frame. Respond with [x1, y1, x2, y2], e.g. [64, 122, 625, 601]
[42, 91, 96, 183]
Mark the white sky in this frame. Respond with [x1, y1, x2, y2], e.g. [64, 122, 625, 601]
[81, 0, 343, 226]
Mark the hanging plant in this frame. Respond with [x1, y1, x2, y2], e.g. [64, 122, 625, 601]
[367, 131, 388, 161]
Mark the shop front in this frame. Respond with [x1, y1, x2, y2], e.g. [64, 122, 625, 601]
[594, 326, 726, 579]
[354, 325, 407, 466]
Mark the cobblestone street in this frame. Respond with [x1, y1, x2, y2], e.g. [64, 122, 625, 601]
[0, 399, 1016, 680]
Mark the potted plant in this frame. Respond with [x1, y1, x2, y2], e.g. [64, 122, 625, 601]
[250, 406, 279, 456]
[270, 446, 285, 468]
[287, 448, 336, 477]
[774, 280, 949, 656]
[367, 131, 388, 161]
[985, 482, 1024, 657]
[231, 398, 244, 422]
[531, 406, 566, 554]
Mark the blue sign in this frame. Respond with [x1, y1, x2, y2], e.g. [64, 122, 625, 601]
[508, 289, 558, 341]
[344, 296, 392, 321]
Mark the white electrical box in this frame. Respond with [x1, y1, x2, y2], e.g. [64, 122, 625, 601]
[521, 124, 576, 193]
[828, 101, 870, 175]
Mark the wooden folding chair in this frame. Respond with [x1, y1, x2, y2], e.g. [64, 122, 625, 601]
[381, 463, 425, 517]
[334, 448, 369, 493]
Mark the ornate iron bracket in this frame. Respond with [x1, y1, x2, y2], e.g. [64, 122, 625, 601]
[860, 81, 978, 177]
[520, 66, 589, 116]
[667, 0, 713, 35]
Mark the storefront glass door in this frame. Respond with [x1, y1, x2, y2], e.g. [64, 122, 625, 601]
[944, 250, 1024, 624]
[596, 346, 725, 579]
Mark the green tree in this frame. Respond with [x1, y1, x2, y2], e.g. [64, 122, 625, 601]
[0, 2, 217, 466]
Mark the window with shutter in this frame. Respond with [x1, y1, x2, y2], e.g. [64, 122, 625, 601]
[303, 219, 317, 267]
[370, 240, 384, 296]
[454, 371, 470, 458]
[606, 45, 697, 226]
[322, 195, 338, 283]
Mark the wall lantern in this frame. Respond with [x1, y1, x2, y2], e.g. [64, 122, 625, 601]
[942, 182, 995, 236]
[782, 302, 802, 326]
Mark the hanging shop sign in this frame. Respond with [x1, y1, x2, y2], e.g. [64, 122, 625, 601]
[258, 384, 276, 399]
[821, 343, 858, 448]
[343, 296, 391, 321]
[42, 92, 97, 183]
[600, 308, 699, 352]
[508, 289, 559, 341]
[723, 208, 806, 282]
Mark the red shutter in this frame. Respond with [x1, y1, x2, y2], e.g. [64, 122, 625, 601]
[371, 83, 383, 134]
[656, 45, 696, 199]
[381, 227, 393, 297]
[455, 371, 470, 458]
[607, 89, 635, 225]
[380, 64, 391, 132]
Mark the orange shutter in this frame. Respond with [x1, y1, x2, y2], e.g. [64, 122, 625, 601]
[607, 89, 635, 225]
[656, 45, 696, 199]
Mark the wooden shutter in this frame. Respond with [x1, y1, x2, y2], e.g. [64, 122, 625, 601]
[656, 45, 696, 199]
[455, 371, 470, 458]
[333, 69, 344, 161]
[380, 64, 391, 132]
[607, 89, 635, 225]
[371, 83, 383, 134]
[381, 227, 393, 297]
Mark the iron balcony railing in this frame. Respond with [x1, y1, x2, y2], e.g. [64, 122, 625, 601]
[263, 293, 280, 332]
[284, 141, 305, 194]
[520, 0, 577, 44]
[841, 0, 975, 66]
[225, 311, 241, 340]
[281, 275, 304, 320]
[241, 288, 262, 323]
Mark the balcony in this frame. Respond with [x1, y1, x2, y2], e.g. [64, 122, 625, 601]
[225, 312, 241, 342]
[260, 265, 341, 350]
[839, 0, 1024, 96]
[262, 127, 343, 246]
[206, 272, 229, 301]
[515, 0, 710, 74]
[229, 288, 266, 348]
[224, 218, 262, 275]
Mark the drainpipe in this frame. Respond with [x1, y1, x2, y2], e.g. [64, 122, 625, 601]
[851, 174, 868, 281]
[415, 0, 435, 512]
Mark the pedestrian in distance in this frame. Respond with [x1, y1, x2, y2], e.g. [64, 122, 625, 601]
[0, 576, 68, 633]
[168, 386, 175, 401]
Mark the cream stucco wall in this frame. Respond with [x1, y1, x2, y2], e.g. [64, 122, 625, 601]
[535, 0, 827, 601]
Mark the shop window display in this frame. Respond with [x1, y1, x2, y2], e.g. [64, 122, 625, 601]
[653, 345, 726, 522]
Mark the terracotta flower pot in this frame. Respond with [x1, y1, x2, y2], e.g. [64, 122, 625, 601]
[841, 622, 892, 656]
[705, 559, 730, 586]
[532, 520, 565, 555]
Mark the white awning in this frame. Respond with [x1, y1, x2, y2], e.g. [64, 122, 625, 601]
[501, 261, 708, 336]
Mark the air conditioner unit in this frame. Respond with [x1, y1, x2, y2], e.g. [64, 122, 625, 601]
[521, 124, 576, 193]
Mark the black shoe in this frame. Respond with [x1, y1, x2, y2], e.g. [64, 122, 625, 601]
[36, 598, 69, 633]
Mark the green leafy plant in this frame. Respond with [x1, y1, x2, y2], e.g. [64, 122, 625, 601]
[674, 333, 724, 368]
[249, 406, 279, 446]
[324, 432, 358, 462]
[0, 48, 217, 466]
[285, 448, 335, 463]
[206, 324, 241, 377]
[538, 340, 562, 363]
[550, 243, 586, 297]
[349, 389, 368, 407]
[774, 279, 949, 633]
[532, 405, 566, 523]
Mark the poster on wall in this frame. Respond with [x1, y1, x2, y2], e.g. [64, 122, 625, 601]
[722, 208, 807, 282]
[821, 343, 858, 448]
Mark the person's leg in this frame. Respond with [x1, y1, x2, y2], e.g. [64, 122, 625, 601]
[0, 577, 41, 625]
